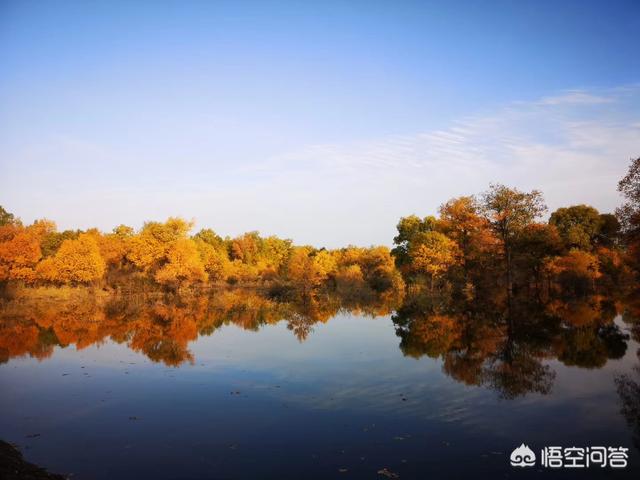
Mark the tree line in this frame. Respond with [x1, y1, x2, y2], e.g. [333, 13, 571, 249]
[0, 156, 638, 297]
[392, 156, 640, 299]
[0, 208, 402, 295]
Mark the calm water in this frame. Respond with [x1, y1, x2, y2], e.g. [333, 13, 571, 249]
[1, 291, 639, 479]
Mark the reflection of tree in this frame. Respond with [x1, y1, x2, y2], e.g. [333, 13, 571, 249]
[0, 286, 400, 365]
[481, 336, 555, 399]
[616, 364, 640, 451]
[615, 289, 640, 451]
[556, 324, 628, 369]
[392, 291, 632, 399]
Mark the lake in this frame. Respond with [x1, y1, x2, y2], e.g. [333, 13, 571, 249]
[1, 290, 639, 479]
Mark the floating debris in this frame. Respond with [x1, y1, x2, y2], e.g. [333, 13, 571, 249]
[25, 433, 41, 439]
[377, 467, 399, 478]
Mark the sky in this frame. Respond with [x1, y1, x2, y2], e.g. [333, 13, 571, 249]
[1, 0, 639, 248]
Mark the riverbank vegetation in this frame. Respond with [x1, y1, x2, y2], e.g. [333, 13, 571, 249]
[392, 157, 640, 302]
[0, 211, 403, 297]
[1, 157, 638, 301]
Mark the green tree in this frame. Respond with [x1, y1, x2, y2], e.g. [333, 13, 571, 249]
[0, 206, 16, 226]
[391, 215, 438, 267]
[549, 205, 602, 250]
[597, 213, 620, 247]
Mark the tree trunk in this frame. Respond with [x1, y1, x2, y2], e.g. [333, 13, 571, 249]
[505, 244, 513, 301]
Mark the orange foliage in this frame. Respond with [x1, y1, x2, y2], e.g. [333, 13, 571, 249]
[155, 238, 208, 286]
[37, 234, 106, 284]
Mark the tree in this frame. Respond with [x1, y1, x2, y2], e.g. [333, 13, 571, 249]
[127, 217, 192, 271]
[439, 196, 492, 268]
[617, 156, 640, 240]
[549, 205, 602, 250]
[597, 214, 621, 247]
[0, 227, 42, 283]
[285, 247, 332, 295]
[481, 184, 547, 296]
[514, 223, 562, 296]
[391, 215, 438, 267]
[113, 224, 134, 238]
[617, 156, 640, 272]
[546, 249, 601, 294]
[41, 229, 80, 258]
[0, 206, 16, 226]
[38, 233, 106, 284]
[155, 238, 208, 287]
[194, 237, 229, 282]
[229, 232, 261, 264]
[193, 228, 224, 250]
[408, 231, 460, 289]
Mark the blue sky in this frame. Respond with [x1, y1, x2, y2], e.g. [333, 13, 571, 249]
[1, 0, 639, 247]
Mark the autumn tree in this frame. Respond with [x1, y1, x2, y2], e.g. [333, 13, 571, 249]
[229, 231, 260, 264]
[37, 233, 106, 284]
[546, 249, 601, 294]
[408, 231, 460, 289]
[0, 226, 42, 283]
[194, 237, 229, 282]
[155, 238, 208, 287]
[438, 196, 493, 269]
[90, 226, 134, 268]
[41, 229, 81, 258]
[481, 184, 547, 296]
[127, 217, 193, 271]
[193, 228, 225, 251]
[286, 247, 335, 295]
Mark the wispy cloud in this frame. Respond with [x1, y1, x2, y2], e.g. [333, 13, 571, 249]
[2, 85, 638, 248]
[537, 90, 615, 106]
[240, 85, 639, 219]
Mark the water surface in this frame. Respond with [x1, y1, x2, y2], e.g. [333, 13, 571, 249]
[1, 292, 639, 479]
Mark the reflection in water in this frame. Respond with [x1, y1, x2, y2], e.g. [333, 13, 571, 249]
[0, 288, 636, 397]
[0, 288, 401, 367]
[392, 292, 633, 398]
[615, 300, 640, 451]
[1, 287, 640, 478]
[617, 364, 640, 451]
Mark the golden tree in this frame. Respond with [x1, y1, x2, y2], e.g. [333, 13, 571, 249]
[409, 231, 460, 288]
[39, 233, 106, 284]
[155, 238, 208, 286]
